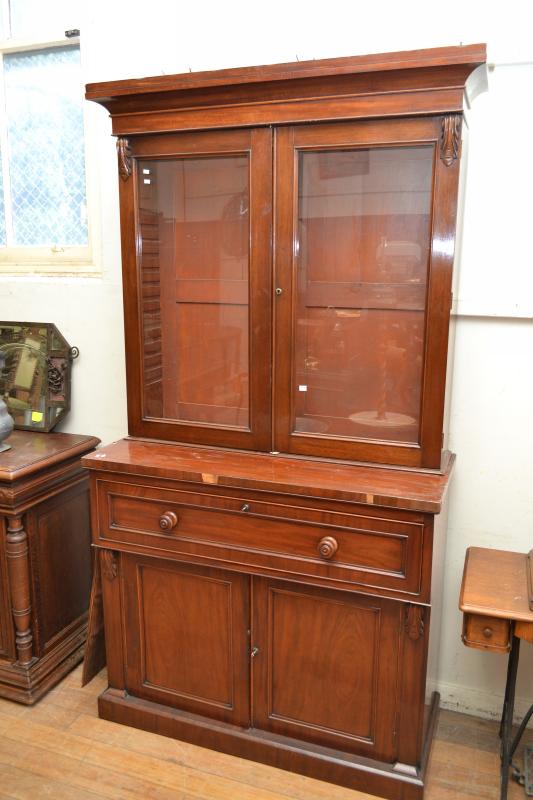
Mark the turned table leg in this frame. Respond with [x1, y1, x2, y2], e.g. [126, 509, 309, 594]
[6, 515, 33, 666]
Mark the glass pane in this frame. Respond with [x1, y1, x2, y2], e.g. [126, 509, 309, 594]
[4, 46, 87, 246]
[0, 150, 6, 245]
[294, 146, 433, 445]
[139, 156, 250, 428]
[9, 0, 79, 39]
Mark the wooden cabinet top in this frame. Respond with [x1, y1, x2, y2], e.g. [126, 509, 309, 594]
[87, 43, 486, 98]
[0, 431, 100, 483]
[460, 547, 533, 624]
[83, 438, 454, 514]
[86, 43, 487, 136]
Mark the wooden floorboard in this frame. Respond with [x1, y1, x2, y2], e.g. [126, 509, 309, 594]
[0, 665, 531, 800]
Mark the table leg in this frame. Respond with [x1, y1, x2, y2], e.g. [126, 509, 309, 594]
[500, 634, 520, 800]
[510, 703, 533, 759]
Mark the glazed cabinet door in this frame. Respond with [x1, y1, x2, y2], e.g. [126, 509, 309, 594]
[251, 577, 402, 761]
[273, 117, 460, 468]
[122, 554, 251, 726]
[121, 128, 272, 450]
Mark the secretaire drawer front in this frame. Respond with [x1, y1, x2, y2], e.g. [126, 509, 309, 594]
[96, 480, 425, 595]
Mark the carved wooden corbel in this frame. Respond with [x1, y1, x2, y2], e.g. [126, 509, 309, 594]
[101, 550, 119, 581]
[405, 604, 425, 641]
[440, 115, 461, 166]
[117, 137, 132, 181]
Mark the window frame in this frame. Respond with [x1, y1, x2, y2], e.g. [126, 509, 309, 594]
[0, 30, 99, 275]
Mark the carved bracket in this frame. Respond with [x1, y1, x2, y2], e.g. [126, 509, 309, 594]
[405, 605, 425, 641]
[440, 115, 461, 166]
[117, 137, 132, 181]
[0, 488, 13, 506]
[101, 550, 119, 581]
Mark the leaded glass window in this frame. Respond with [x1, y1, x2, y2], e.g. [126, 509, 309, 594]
[3, 46, 87, 247]
[0, 1, 89, 269]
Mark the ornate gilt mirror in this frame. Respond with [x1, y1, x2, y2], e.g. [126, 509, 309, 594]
[0, 322, 78, 432]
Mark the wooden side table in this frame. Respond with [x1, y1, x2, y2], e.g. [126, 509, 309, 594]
[0, 430, 99, 703]
[460, 546, 533, 800]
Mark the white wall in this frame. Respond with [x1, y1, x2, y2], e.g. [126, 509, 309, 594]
[2, 0, 533, 721]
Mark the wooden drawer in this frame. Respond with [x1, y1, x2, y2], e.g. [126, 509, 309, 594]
[462, 614, 511, 653]
[95, 479, 426, 597]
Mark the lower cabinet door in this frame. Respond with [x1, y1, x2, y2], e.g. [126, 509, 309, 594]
[122, 554, 251, 726]
[251, 577, 402, 761]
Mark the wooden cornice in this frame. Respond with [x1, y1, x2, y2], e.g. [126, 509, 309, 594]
[85, 43, 487, 136]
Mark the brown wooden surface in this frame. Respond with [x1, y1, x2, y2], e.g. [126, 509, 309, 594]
[85, 44, 486, 137]
[459, 547, 533, 624]
[526, 550, 533, 611]
[88, 45, 483, 471]
[273, 117, 456, 469]
[0, 518, 13, 660]
[88, 540, 439, 800]
[98, 686, 435, 799]
[252, 578, 402, 761]
[82, 44, 487, 799]
[98, 549, 125, 693]
[83, 438, 454, 514]
[0, 431, 99, 703]
[28, 481, 93, 657]
[0, 431, 100, 482]
[95, 477, 428, 599]
[0, 663, 527, 800]
[81, 555, 105, 687]
[123, 129, 273, 451]
[115, 111, 461, 469]
[86, 44, 487, 98]
[122, 555, 250, 727]
[514, 619, 533, 646]
[462, 614, 511, 653]
[5, 516, 33, 665]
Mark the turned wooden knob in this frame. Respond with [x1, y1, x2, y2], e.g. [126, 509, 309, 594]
[482, 627, 493, 639]
[317, 536, 338, 560]
[159, 511, 178, 532]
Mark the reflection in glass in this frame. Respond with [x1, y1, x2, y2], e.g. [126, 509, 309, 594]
[138, 155, 250, 428]
[294, 146, 433, 444]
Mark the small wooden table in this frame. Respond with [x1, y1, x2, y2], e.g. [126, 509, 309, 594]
[460, 546, 533, 800]
[0, 430, 99, 703]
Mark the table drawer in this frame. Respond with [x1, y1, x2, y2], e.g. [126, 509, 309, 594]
[462, 614, 511, 652]
[95, 479, 426, 596]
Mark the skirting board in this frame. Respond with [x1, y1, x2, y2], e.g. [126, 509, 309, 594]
[438, 680, 533, 727]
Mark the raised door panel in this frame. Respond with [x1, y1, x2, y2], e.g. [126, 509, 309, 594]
[252, 578, 402, 761]
[121, 128, 272, 450]
[122, 555, 250, 726]
[27, 482, 92, 657]
[274, 116, 460, 468]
